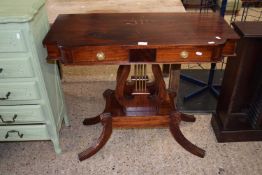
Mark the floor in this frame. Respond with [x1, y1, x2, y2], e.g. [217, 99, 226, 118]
[0, 81, 262, 175]
[46, 0, 185, 23]
[177, 69, 223, 112]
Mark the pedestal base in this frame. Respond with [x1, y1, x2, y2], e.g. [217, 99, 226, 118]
[78, 89, 205, 161]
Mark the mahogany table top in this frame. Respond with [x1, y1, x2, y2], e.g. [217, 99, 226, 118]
[43, 13, 239, 64]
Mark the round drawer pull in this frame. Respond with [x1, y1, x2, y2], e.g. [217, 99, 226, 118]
[180, 51, 189, 59]
[96, 51, 105, 61]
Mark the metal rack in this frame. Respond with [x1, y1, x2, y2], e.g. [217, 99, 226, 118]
[230, 0, 262, 22]
[182, 0, 217, 11]
[181, 0, 261, 102]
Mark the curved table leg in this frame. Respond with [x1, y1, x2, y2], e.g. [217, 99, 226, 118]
[169, 112, 205, 158]
[83, 89, 116, 126]
[180, 112, 196, 122]
[83, 115, 101, 125]
[78, 113, 112, 161]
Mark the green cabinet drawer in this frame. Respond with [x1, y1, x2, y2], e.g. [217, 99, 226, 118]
[0, 57, 34, 78]
[0, 81, 40, 101]
[0, 125, 50, 141]
[0, 105, 45, 124]
[0, 30, 27, 52]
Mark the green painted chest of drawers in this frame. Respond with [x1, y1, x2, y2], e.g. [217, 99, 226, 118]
[0, 0, 69, 153]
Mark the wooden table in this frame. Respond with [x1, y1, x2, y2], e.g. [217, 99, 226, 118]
[43, 13, 239, 161]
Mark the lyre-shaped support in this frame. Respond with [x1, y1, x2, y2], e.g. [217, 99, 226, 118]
[132, 64, 149, 94]
[152, 64, 168, 102]
[115, 65, 131, 106]
[114, 64, 173, 115]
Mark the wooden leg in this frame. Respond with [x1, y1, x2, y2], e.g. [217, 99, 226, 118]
[83, 89, 120, 126]
[180, 112, 196, 122]
[83, 116, 101, 125]
[169, 64, 181, 103]
[169, 64, 181, 90]
[169, 112, 205, 158]
[78, 113, 112, 161]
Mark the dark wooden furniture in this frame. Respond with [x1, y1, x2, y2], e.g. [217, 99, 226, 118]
[43, 13, 239, 161]
[212, 22, 262, 142]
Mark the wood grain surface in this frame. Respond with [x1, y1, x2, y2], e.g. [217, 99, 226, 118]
[43, 13, 239, 64]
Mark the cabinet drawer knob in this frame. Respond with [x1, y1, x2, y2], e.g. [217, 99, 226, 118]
[180, 51, 189, 59]
[0, 92, 11, 100]
[96, 51, 105, 61]
[5, 130, 23, 139]
[0, 68, 3, 73]
[0, 114, 17, 124]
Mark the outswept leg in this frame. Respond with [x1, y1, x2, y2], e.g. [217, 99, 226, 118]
[169, 112, 205, 158]
[83, 89, 116, 126]
[83, 116, 101, 125]
[78, 113, 112, 161]
[180, 112, 196, 122]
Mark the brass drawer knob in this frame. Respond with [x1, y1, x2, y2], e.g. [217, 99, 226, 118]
[96, 51, 105, 61]
[180, 51, 189, 59]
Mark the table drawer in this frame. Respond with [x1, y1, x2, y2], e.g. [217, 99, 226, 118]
[62, 46, 128, 64]
[0, 30, 27, 53]
[0, 105, 45, 124]
[0, 81, 40, 101]
[0, 57, 34, 78]
[157, 46, 222, 63]
[0, 125, 49, 141]
[51, 45, 228, 64]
